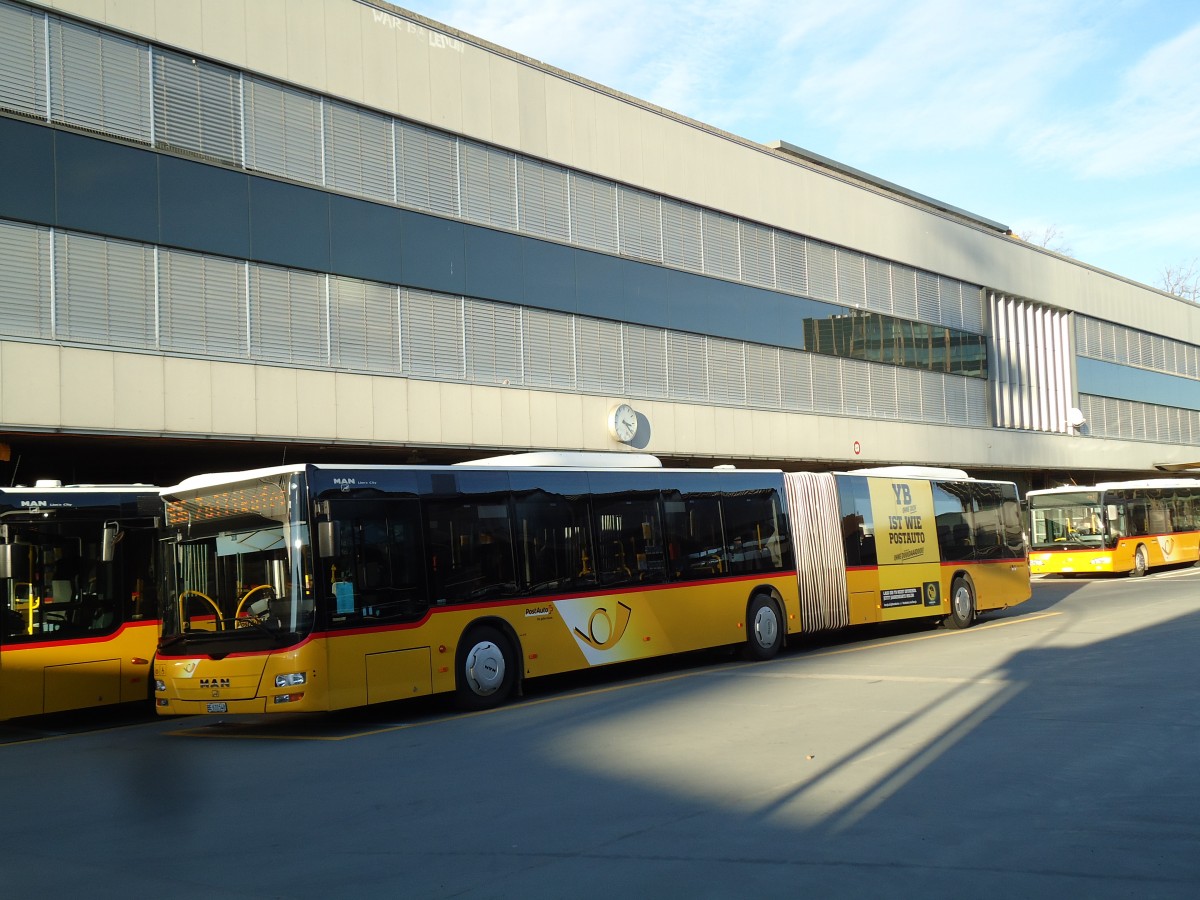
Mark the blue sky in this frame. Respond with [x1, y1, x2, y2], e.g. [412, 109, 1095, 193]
[396, 0, 1200, 293]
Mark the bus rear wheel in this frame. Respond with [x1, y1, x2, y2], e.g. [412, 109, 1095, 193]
[1129, 545, 1148, 577]
[944, 577, 975, 630]
[745, 595, 783, 661]
[455, 625, 516, 710]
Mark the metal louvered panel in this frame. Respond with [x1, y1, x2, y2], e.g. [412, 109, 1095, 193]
[159, 249, 247, 357]
[245, 76, 322, 183]
[806, 241, 837, 302]
[574, 317, 624, 393]
[783, 472, 849, 633]
[54, 232, 155, 348]
[701, 210, 739, 280]
[746, 344, 781, 408]
[739, 221, 774, 288]
[707, 337, 746, 404]
[397, 121, 459, 217]
[916, 271, 940, 323]
[943, 375, 970, 425]
[401, 288, 464, 379]
[324, 100, 394, 203]
[330, 276, 400, 373]
[460, 140, 516, 230]
[964, 378, 988, 426]
[938, 276, 963, 330]
[617, 186, 662, 263]
[465, 298, 523, 384]
[0, 220, 52, 339]
[569, 172, 618, 253]
[774, 232, 807, 296]
[51, 18, 151, 143]
[666, 331, 708, 401]
[522, 307, 575, 389]
[249, 265, 326, 364]
[0, 0, 46, 118]
[153, 50, 241, 165]
[810, 354, 843, 413]
[864, 257, 891, 314]
[960, 282, 985, 332]
[622, 324, 667, 397]
[779, 349, 813, 411]
[841, 358, 870, 416]
[517, 158, 570, 242]
[869, 365, 899, 419]
[891, 265, 918, 319]
[835, 249, 865, 308]
[919, 371, 946, 423]
[661, 198, 701, 272]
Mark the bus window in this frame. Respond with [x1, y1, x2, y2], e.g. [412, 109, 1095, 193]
[513, 491, 595, 594]
[425, 499, 516, 603]
[722, 492, 790, 574]
[834, 475, 875, 567]
[323, 499, 428, 625]
[933, 482, 972, 561]
[969, 483, 1005, 558]
[662, 492, 724, 581]
[593, 495, 666, 586]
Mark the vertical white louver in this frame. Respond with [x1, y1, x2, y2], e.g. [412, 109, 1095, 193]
[701, 209, 739, 281]
[0, 0, 46, 119]
[774, 232, 808, 296]
[50, 18, 151, 143]
[661, 198, 702, 272]
[0, 220, 52, 338]
[330, 276, 400, 373]
[835, 248, 865, 309]
[574, 317, 625, 393]
[460, 140, 517, 230]
[960, 283, 985, 333]
[153, 50, 241, 165]
[916, 271, 940, 323]
[891, 265, 918, 320]
[249, 265, 325, 364]
[806, 241, 837, 303]
[54, 231, 155, 347]
[738, 221, 774, 288]
[397, 121, 459, 217]
[707, 337, 747, 404]
[841, 358, 870, 416]
[517, 157, 570, 242]
[323, 100, 394, 203]
[401, 288, 465, 379]
[990, 292, 1074, 433]
[465, 297, 523, 384]
[869, 365, 898, 419]
[666, 331, 709, 401]
[622, 324, 667, 398]
[864, 257, 892, 314]
[810, 355, 843, 413]
[569, 172, 618, 253]
[159, 249, 247, 357]
[616, 186, 662, 263]
[779, 349, 814, 412]
[746, 344, 781, 408]
[918, 370, 946, 423]
[938, 276, 963, 330]
[522, 307, 575, 389]
[244, 76, 322, 184]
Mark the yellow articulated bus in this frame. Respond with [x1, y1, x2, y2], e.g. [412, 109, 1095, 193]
[1027, 479, 1200, 577]
[1, 482, 160, 721]
[154, 455, 1029, 715]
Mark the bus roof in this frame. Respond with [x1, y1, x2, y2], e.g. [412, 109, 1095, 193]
[842, 465, 972, 479]
[460, 451, 662, 468]
[1027, 478, 1200, 496]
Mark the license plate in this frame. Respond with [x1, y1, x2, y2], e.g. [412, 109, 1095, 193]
[206, 702, 228, 713]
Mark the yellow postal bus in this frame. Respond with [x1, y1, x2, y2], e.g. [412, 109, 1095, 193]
[1027, 479, 1200, 577]
[154, 456, 1029, 715]
[1, 482, 160, 720]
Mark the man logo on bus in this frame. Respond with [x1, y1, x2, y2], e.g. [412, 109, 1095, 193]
[574, 601, 633, 651]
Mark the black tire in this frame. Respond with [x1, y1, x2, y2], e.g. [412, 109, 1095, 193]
[944, 577, 975, 630]
[454, 625, 516, 710]
[744, 594, 783, 661]
[1129, 544, 1148, 578]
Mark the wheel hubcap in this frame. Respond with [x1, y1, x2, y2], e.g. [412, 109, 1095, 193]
[753, 605, 778, 648]
[465, 640, 505, 696]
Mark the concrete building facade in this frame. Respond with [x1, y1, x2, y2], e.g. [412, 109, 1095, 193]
[1, 0, 1198, 489]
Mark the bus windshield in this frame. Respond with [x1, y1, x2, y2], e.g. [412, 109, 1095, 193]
[1028, 492, 1106, 549]
[159, 473, 314, 653]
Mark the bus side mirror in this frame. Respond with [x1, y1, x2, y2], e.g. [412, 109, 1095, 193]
[317, 521, 337, 558]
[0, 544, 11, 579]
[101, 522, 119, 562]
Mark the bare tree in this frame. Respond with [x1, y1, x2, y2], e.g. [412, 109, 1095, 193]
[1157, 259, 1200, 303]
[1017, 224, 1073, 256]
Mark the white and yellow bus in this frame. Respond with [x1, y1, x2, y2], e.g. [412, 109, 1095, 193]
[1, 482, 160, 720]
[1027, 479, 1200, 577]
[154, 455, 1029, 715]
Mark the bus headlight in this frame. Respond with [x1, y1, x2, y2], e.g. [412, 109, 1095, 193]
[275, 672, 307, 688]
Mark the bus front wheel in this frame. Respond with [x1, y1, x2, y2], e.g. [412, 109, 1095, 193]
[1129, 545, 1148, 578]
[944, 577, 975, 630]
[455, 625, 516, 710]
[745, 594, 783, 661]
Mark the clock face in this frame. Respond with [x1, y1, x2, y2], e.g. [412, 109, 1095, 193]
[609, 403, 638, 443]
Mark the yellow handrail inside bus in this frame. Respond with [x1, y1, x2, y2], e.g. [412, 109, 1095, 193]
[179, 589, 221, 632]
[14, 586, 38, 635]
[234, 584, 274, 620]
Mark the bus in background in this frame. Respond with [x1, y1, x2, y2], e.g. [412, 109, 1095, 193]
[153, 455, 1029, 715]
[1, 482, 160, 720]
[1027, 479, 1200, 577]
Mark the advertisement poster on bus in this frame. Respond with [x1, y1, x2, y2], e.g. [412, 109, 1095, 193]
[868, 478, 942, 614]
